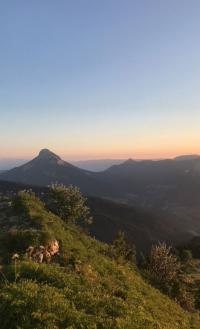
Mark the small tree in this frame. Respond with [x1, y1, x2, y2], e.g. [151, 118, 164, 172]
[111, 231, 136, 264]
[47, 184, 92, 225]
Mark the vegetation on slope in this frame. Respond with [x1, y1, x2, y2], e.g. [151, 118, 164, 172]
[0, 190, 199, 328]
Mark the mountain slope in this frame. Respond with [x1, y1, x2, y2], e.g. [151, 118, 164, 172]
[96, 157, 200, 205]
[0, 180, 194, 252]
[88, 197, 195, 252]
[0, 191, 198, 328]
[0, 149, 101, 195]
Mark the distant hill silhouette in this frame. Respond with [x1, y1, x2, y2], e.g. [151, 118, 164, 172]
[0, 149, 103, 195]
[174, 154, 200, 161]
[96, 156, 200, 206]
[1, 149, 200, 247]
[2, 149, 200, 209]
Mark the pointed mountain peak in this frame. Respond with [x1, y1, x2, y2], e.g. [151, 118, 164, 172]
[124, 158, 135, 165]
[38, 149, 61, 161]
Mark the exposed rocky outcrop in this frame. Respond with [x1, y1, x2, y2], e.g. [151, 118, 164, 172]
[25, 239, 59, 263]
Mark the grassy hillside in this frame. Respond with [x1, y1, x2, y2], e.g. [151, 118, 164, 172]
[0, 192, 199, 328]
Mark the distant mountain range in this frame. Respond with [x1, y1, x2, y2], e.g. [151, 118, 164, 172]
[174, 154, 200, 161]
[0, 156, 125, 172]
[1, 148, 200, 248]
[1, 152, 199, 172]
[0, 149, 104, 195]
[1, 149, 200, 205]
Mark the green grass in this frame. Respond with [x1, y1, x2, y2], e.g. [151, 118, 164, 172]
[0, 192, 199, 328]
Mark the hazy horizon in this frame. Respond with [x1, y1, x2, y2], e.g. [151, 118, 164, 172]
[1, 147, 200, 161]
[0, 148, 199, 172]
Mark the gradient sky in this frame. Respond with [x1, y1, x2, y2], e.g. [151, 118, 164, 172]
[1, 0, 200, 160]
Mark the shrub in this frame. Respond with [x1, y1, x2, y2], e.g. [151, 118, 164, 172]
[111, 231, 136, 265]
[46, 184, 92, 225]
[149, 242, 181, 285]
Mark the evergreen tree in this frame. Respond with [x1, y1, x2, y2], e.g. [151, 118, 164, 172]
[112, 231, 136, 264]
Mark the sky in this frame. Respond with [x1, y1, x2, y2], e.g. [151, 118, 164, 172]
[0, 0, 200, 160]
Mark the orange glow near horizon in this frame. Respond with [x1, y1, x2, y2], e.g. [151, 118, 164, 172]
[1, 1, 200, 169]
[1, 143, 200, 161]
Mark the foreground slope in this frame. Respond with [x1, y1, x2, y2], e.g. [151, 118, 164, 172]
[0, 192, 199, 328]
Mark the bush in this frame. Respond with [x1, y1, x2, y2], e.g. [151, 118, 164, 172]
[111, 231, 136, 265]
[46, 184, 92, 225]
[144, 242, 197, 311]
[149, 242, 181, 285]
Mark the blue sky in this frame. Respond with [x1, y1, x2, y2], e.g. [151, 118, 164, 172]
[0, 0, 200, 159]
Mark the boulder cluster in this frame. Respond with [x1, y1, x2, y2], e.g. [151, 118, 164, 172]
[25, 239, 59, 263]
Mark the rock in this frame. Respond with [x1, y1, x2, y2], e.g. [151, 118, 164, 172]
[25, 240, 59, 264]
